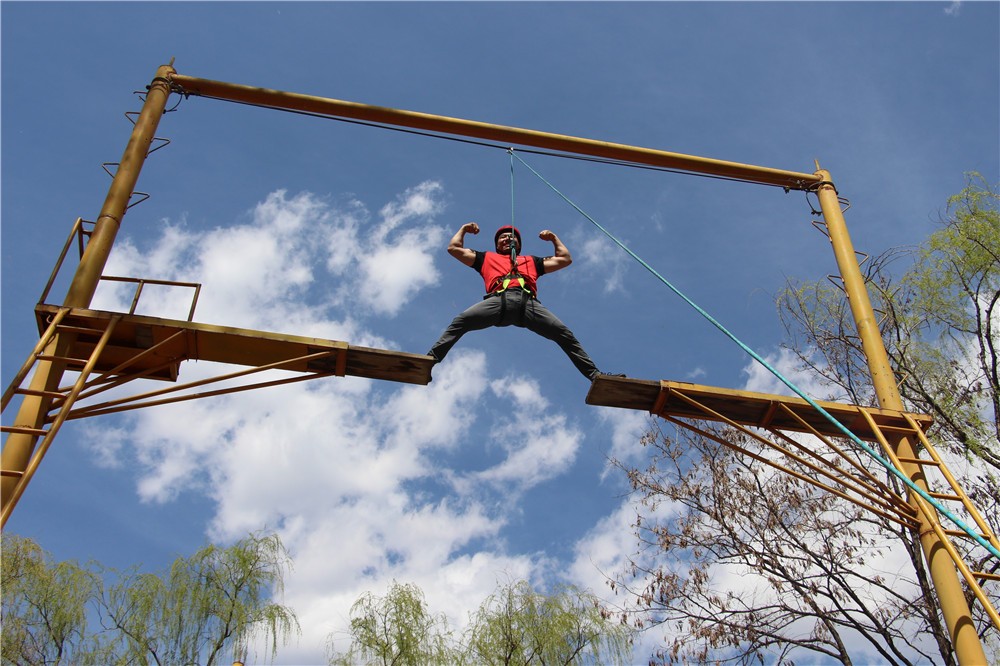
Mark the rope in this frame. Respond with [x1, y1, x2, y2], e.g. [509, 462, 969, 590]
[509, 149, 1000, 561]
[509, 148, 516, 229]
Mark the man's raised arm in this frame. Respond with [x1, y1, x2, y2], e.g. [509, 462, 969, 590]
[539, 229, 572, 273]
[448, 222, 480, 266]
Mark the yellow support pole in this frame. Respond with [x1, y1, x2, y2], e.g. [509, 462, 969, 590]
[1, 63, 177, 521]
[814, 170, 986, 665]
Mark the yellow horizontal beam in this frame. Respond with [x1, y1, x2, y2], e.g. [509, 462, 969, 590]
[168, 73, 822, 191]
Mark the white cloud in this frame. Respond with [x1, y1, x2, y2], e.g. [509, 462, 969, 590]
[595, 406, 650, 476]
[358, 238, 441, 316]
[355, 182, 448, 316]
[453, 375, 582, 491]
[377, 181, 447, 240]
[568, 500, 639, 593]
[578, 235, 630, 294]
[96, 186, 447, 328]
[381, 352, 488, 450]
[741, 346, 840, 401]
[85, 183, 643, 664]
[685, 366, 707, 381]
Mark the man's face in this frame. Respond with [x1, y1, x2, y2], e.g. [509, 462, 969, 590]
[496, 232, 519, 253]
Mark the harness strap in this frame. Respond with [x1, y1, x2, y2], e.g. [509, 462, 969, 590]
[495, 289, 530, 326]
[500, 275, 531, 294]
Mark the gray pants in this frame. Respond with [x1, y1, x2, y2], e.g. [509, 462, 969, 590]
[429, 289, 599, 379]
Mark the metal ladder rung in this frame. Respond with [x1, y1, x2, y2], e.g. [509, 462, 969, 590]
[895, 456, 940, 466]
[1, 425, 48, 437]
[36, 354, 87, 367]
[973, 570, 1000, 582]
[1, 469, 25, 478]
[944, 528, 993, 541]
[876, 424, 923, 435]
[56, 323, 111, 336]
[13, 388, 67, 400]
[928, 491, 964, 502]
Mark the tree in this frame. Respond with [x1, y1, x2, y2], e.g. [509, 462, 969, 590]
[1, 531, 299, 666]
[1, 534, 102, 665]
[327, 579, 634, 665]
[616, 423, 949, 665]
[96, 531, 299, 665]
[464, 579, 633, 665]
[780, 173, 999, 474]
[613, 174, 999, 664]
[780, 173, 1000, 627]
[327, 580, 457, 665]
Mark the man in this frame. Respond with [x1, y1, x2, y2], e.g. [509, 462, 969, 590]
[428, 222, 611, 381]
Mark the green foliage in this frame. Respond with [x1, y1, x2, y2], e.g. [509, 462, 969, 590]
[1, 534, 100, 665]
[328, 579, 633, 665]
[327, 580, 456, 665]
[464, 580, 633, 666]
[1, 531, 298, 666]
[97, 531, 299, 666]
[910, 173, 999, 336]
[897, 173, 1000, 461]
[780, 173, 999, 469]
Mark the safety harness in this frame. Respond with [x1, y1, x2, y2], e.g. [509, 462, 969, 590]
[491, 243, 535, 327]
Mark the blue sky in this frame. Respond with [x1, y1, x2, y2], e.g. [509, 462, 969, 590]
[2, 2, 998, 663]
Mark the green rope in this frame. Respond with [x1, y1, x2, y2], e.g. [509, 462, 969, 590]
[509, 149, 1000, 562]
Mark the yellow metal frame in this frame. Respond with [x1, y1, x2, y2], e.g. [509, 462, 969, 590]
[1, 63, 992, 663]
[588, 375, 999, 633]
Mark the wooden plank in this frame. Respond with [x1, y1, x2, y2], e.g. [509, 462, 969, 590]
[586, 375, 932, 441]
[586, 375, 661, 411]
[35, 305, 433, 385]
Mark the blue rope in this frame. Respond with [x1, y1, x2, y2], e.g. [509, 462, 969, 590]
[509, 150, 1000, 561]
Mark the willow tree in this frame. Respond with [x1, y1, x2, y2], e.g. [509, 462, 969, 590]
[327, 580, 457, 666]
[97, 531, 300, 665]
[464, 580, 633, 665]
[327, 579, 633, 665]
[613, 174, 999, 664]
[1, 534, 102, 665]
[1, 531, 299, 665]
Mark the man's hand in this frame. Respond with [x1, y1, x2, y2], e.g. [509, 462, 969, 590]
[462, 222, 480, 235]
[538, 229, 555, 241]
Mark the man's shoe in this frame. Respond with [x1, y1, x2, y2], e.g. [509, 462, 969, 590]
[589, 371, 627, 381]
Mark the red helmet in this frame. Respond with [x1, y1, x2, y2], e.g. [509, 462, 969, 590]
[494, 225, 522, 250]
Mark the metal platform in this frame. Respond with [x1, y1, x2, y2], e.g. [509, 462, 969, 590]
[587, 375, 933, 441]
[34, 304, 434, 385]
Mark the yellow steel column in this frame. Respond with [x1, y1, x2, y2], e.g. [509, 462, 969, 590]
[1, 63, 177, 522]
[814, 170, 985, 664]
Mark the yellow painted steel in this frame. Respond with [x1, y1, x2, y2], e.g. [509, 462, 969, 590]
[1, 316, 123, 526]
[814, 172, 986, 665]
[167, 73, 821, 191]
[1, 63, 177, 516]
[0, 63, 988, 661]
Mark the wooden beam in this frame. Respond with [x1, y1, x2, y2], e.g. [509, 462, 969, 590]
[34, 304, 433, 385]
[586, 375, 932, 441]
